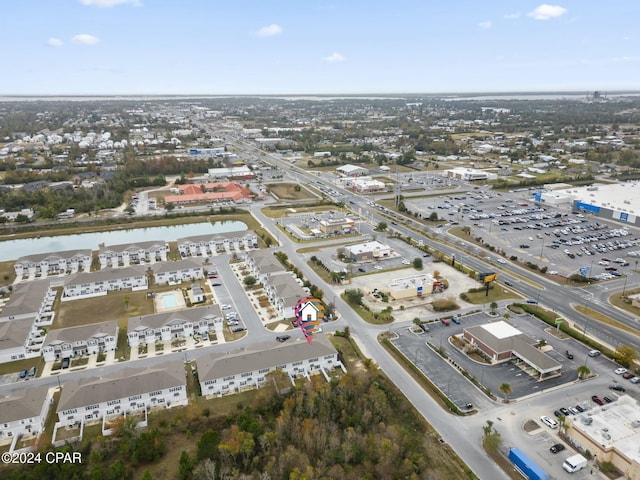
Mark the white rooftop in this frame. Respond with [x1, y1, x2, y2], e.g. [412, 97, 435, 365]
[481, 320, 521, 339]
[566, 181, 640, 215]
[571, 395, 640, 464]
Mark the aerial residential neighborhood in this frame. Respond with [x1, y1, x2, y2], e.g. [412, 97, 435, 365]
[2, 1, 640, 478]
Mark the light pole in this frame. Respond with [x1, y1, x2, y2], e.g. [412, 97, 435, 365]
[539, 237, 545, 260]
[622, 275, 628, 296]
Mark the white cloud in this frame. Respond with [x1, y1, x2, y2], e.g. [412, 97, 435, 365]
[478, 21, 492, 29]
[324, 52, 346, 63]
[72, 34, 100, 45]
[527, 4, 568, 20]
[504, 12, 521, 19]
[79, 0, 141, 7]
[48, 37, 63, 47]
[256, 24, 283, 37]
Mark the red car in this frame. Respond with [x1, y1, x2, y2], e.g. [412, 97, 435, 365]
[622, 372, 635, 379]
[591, 395, 604, 406]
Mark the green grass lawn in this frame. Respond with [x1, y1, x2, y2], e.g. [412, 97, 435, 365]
[462, 285, 523, 304]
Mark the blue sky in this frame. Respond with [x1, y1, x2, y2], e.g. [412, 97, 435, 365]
[1, 0, 639, 95]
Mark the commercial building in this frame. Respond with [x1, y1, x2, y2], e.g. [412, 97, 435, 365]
[198, 334, 345, 397]
[336, 164, 369, 177]
[566, 395, 640, 479]
[445, 167, 498, 182]
[387, 273, 435, 300]
[163, 182, 254, 205]
[350, 177, 386, 193]
[345, 240, 392, 263]
[462, 321, 562, 379]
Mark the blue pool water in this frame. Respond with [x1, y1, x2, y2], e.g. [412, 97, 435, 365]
[161, 293, 178, 309]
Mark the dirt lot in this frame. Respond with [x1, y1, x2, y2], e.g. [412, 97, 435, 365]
[339, 262, 481, 322]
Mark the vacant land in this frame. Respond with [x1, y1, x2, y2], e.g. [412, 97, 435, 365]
[266, 182, 318, 200]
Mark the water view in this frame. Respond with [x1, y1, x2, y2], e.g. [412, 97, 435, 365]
[0, 221, 248, 262]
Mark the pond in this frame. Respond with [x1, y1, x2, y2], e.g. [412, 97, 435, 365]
[0, 221, 247, 262]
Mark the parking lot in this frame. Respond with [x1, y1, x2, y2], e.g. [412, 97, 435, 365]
[390, 308, 590, 411]
[407, 189, 640, 278]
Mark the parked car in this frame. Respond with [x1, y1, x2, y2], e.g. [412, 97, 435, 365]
[61, 358, 70, 369]
[588, 349, 601, 357]
[553, 410, 563, 418]
[559, 407, 571, 416]
[276, 335, 291, 343]
[591, 395, 605, 406]
[19, 369, 28, 379]
[630, 377, 640, 384]
[28, 366, 37, 377]
[440, 318, 450, 326]
[574, 405, 585, 413]
[565, 350, 574, 359]
[609, 384, 626, 392]
[540, 416, 558, 429]
[451, 316, 460, 324]
[603, 396, 614, 404]
[550, 443, 566, 454]
[614, 367, 628, 375]
[622, 372, 635, 379]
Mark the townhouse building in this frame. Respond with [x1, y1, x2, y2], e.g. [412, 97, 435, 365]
[0, 281, 57, 364]
[246, 250, 286, 284]
[0, 386, 54, 449]
[98, 241, 168, 269]
[150, 258, 204, 285]
[56, 361, 187, 428]
[198, 334, 344, 397]
[13, 249, 92, 278]
[177, 231, 258, 258]
[62, 266, 148, 301]
[127, 305, 223, 347]
[41, 320, 118, 362]
[263, 272, 307, 319]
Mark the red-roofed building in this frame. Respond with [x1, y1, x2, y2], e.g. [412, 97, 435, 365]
[164, 182, 253, 205]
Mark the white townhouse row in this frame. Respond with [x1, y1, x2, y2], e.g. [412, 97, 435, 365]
[198, 334, 345, 397]
[246, 249, 287, 284]
[62, 266, 148, 301]
[98, 241, 168, 269]
[263, 272, 307, 319]
[56, 361, 187, 428]
[14, 249, 92, 278]
[41, 320, 118, 362]
[150, 258, 204, 284]
[0, 281, 57, 364]
[246, 250, 306, 318]
[177, 231, 258, 258]
[0, 386, 54, 449]
[127, 305, 223, 347]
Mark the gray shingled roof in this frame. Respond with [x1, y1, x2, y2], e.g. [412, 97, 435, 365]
[0, 316, 35, 349]
[177, 231, 253, 244]
[127, 305, 222, 333]
[1, 280, 51, 319]
[198, 333, 337, 382]
[64, 265, 146, 286]
[0, 385, 51, 424]
[99, 241, 167, 254]
[57, 361, 186, 412]
[150, 258, 203, 274]
[15, 249, 92, 265]
[464, 324, 562, 373]
[43, 320, 118, 347]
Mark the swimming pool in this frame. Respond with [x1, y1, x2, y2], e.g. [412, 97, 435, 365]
[161, 293, 178, 309]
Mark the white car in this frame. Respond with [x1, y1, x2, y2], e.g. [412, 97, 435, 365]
[614, 367, 627, 375]
[402, 260, 411, 265]
[220, 304, 231, 310]
[540, 415, 558, 429]
[496, 258, 507, 264]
